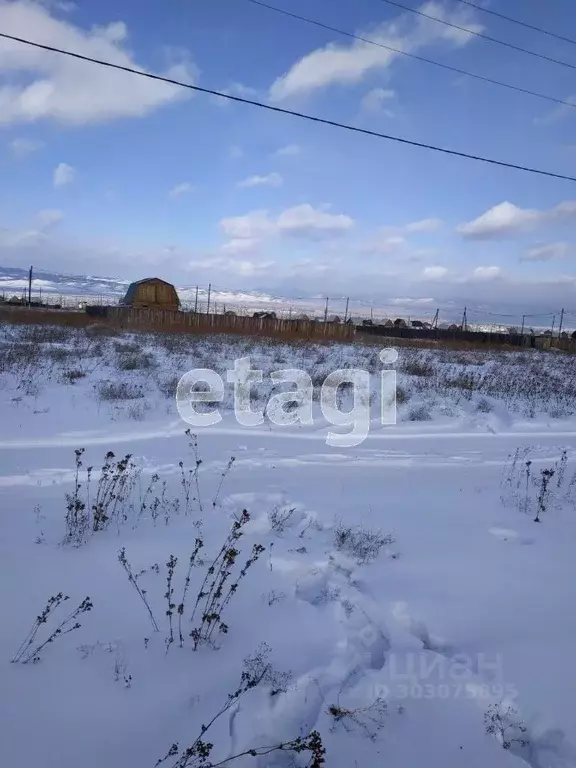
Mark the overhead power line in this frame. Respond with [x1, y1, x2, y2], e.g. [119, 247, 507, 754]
[1, 30, 576, 182]
[452, 0, 576, 47]
[375, 0, 576, 71]
[244, 0, 576, 112]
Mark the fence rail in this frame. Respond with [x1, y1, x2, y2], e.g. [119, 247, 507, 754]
[86, 305, 356, 340]
[3, 302, 575, 351]
[358, 324, 576, 352]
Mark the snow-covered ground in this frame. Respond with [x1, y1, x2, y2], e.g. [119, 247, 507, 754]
[1, 323, 576, 768]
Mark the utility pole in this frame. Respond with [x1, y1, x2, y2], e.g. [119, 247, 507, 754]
[551, 314, 556, 335]
[206, 283, 211, 315]
[558, 308, 565, 338]
[370, 308, 373, 323]
[521, 315, 525, 335]
[324, 297, 329, 322]
[344, 297, 350, 323]
[28, 265, 33, 306]
[194, 286, 198, 314]
[432, 308, 439, 329]
[461, 306, 467, 331]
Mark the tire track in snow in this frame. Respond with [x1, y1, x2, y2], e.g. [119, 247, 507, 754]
[3, 423, 576, 450]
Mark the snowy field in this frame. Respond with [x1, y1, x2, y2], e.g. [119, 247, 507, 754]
[1, 322, 576, 768]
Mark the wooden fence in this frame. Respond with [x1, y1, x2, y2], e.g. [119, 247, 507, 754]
[0, 306, 95, 327]
[85, 305, 357, 341]
[358, 324, 576, 352]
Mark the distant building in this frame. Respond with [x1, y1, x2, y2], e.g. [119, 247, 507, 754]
[394, 318, 407, 328]
[121, 278, 180, 310]
[253, 311, 277, 319]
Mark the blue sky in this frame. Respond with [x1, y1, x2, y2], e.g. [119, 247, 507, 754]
[1, 0, 576, 318]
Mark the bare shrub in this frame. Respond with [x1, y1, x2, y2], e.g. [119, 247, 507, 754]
[154, 647, 323, 768]
[401, 359, 435, 377]
[20, 325, 70, 344]
[268, 505, 297, 534]
[96, 380, 145, 401]
[534, 468, 555, 523]
[0, 340, 43, 374]
[333, 521, 394, 564]
[126, 401, 152, 421]
[407, 404, 432, 421]
[476, 397, 493, 413]
[396, 386, 409, 405]
[11, 592, 93, 664]
[64, 449, 140, 544]
[119, 512, 263, 651]
[62, 369, 87, 384]
[157, 374, 180, 399]
[484, 702, 529, 751]
[443, 372, 477, 393]
[153, 333, 192, 354]
[212, 456, 236, 508]
[118, 548, 160, 633]
[47, 347, 73, 363]
[328, 694, 388, 740]
[190, 510, 264, 649]
[117, 350, 157, 371]
[85, 323, 118, 338]
[113, 341, 141, 355]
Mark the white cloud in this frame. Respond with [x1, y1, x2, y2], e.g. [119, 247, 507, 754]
[361, 87, 395, 113]
[39, 0, 77, 11]
[210, 82, 259, 107]
[269, 1, 483, 101]
[277, 204, 354, 237]
[422, 265, 449, 279]
[237, 172, 283, 188]
[187, 255, 274, 277]
[274, 144, 300, 157]
[534, 95, 576, 126]
[37, 209, 64, 226]
[220, 210, 272, 240]
[170, 182, 193, 198]
[404, 218, 443, 233]
[457, 200, 576, 239]
[9, 137, 44, 156]
[472, 266, 501, 280]
[53, 162, 75, 188]
[362, 235, 406, 255]
[374, 218, 443, 238]
[220, 204, 354, 241]
[220, 238, 262, 255]
[521, 242, 570, 262]
[0, 1, 196, 126]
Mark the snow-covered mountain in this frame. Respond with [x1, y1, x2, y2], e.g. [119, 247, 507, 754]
[0, 265, 287, 312]
[0, 265, 130, 298]
[2, 264, 548, 329]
